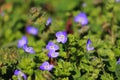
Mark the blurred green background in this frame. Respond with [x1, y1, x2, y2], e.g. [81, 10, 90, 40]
[0, 0, 120, 47]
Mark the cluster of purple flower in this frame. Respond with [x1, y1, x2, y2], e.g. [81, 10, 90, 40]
[74, 12, 94, 51]
[14, 18, 53, 79]
[39, 31, 67, 71]
[17, 26, 37, 54]
[15, 13, 95, 79]
[18, 36, 35, 54]
[46, 41, 59, 58]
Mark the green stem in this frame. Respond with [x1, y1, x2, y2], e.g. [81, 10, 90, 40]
[111, 10, 116, 45]
[97, 52, 106, 77]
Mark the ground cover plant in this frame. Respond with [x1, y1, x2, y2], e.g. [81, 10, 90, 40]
[0, 0, 120, 80]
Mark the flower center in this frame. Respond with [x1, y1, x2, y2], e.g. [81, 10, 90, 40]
[50, 46, 54, 49]
[44, 65, 49, 69]
[51, 53, 55, 57]
[60, 35, 64, 39]
[79, 18, 83, 23]
[19, 72, 23, 76]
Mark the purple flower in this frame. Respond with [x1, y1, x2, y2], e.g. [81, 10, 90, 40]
[46, 41, 59, 51]
[55, 31, 67, 44]
[39, 61, 54, 71]
[26, 26, 38, 35]
[86, 39, 94, 51]
[116, 0, 120, 2]
[14, 69, 27, 80]
[74, 12, 88, 26]
[17, 36, 28, 48]
[117, 58, 120, 64]
[47, 51, 59, 58]
[45, 18, 52, 27]
[23, 44, 35, 54]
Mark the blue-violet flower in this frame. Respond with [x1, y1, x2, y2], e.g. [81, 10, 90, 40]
[86, 39, 94, 51]
[46, 41, 59, 51]
[17, 36, 28, 48]
[55, 31, 67, 44]
[45, 17, 52, 27]
[23, 44, 35, 54]
[117, 58, 120, 64]
[47, 51, 59, 58]
[116, 0, 120, 2]
[40, 61, 54, 71]
[74, 12, 88, 26]
[26, 26, 38, 35]
[14, 69, 27, 80]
